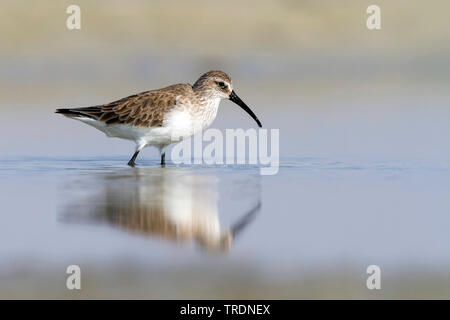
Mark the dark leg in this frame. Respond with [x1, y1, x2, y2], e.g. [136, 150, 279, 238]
[127, 150, 140, 167]
[160, 152, 166, 167]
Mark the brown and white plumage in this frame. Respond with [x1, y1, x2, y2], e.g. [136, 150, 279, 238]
[57, 84, 191, 128]
[56, 70, 262, 166]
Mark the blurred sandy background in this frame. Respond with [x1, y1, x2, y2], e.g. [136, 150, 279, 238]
[1, 0, 449, 159]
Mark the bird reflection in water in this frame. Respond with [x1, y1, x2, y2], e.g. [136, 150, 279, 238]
[60, 168, 261, 253]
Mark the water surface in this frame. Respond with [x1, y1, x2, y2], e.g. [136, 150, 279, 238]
[1, 157, 449, 298]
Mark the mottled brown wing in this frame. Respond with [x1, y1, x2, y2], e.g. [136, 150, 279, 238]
[58, 84, 192, 127]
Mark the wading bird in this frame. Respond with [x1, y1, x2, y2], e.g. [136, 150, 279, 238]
[56, 71, 262, 166]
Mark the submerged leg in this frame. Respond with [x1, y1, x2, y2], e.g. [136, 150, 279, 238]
[128, 143, 146, 167]
[160, 152, 166, 167]
[159, 145, 167, 167]
[127, 150, 140, 167]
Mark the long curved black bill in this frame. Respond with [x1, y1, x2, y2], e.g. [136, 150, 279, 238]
[229, 90, 262, 127]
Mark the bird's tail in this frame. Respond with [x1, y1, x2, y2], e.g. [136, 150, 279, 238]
[55, 108, 84, 118]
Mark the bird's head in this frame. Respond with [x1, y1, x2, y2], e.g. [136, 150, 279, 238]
[193, 70, 262, 127]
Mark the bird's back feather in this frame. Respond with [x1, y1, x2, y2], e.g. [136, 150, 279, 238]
[56, 83, 194, 128]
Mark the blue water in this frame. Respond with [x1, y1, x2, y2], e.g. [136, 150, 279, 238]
[1, 157, 449, 277]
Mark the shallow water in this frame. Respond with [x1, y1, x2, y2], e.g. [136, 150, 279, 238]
[0, 157, 449, 298]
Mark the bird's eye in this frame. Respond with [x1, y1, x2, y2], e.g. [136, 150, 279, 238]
[216, 81, 226, 88]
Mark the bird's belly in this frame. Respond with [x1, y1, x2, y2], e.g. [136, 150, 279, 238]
[160, 108, 200, 141]
[76, 115, 186, 144]
[76, 104, 217, 147]
[76, 118, 144, 141]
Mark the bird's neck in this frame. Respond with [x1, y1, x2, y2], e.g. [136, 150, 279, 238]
[190, 97, 220, 131]
[193, 86, 217, 100]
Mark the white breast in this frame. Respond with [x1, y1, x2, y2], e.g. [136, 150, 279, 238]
[200, 98, 221, 129]
[162, 108, 196, 141]
[161, 98, 221, 141]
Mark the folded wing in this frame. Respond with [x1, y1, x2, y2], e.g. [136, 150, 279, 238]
[56, 84, 192, 128]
